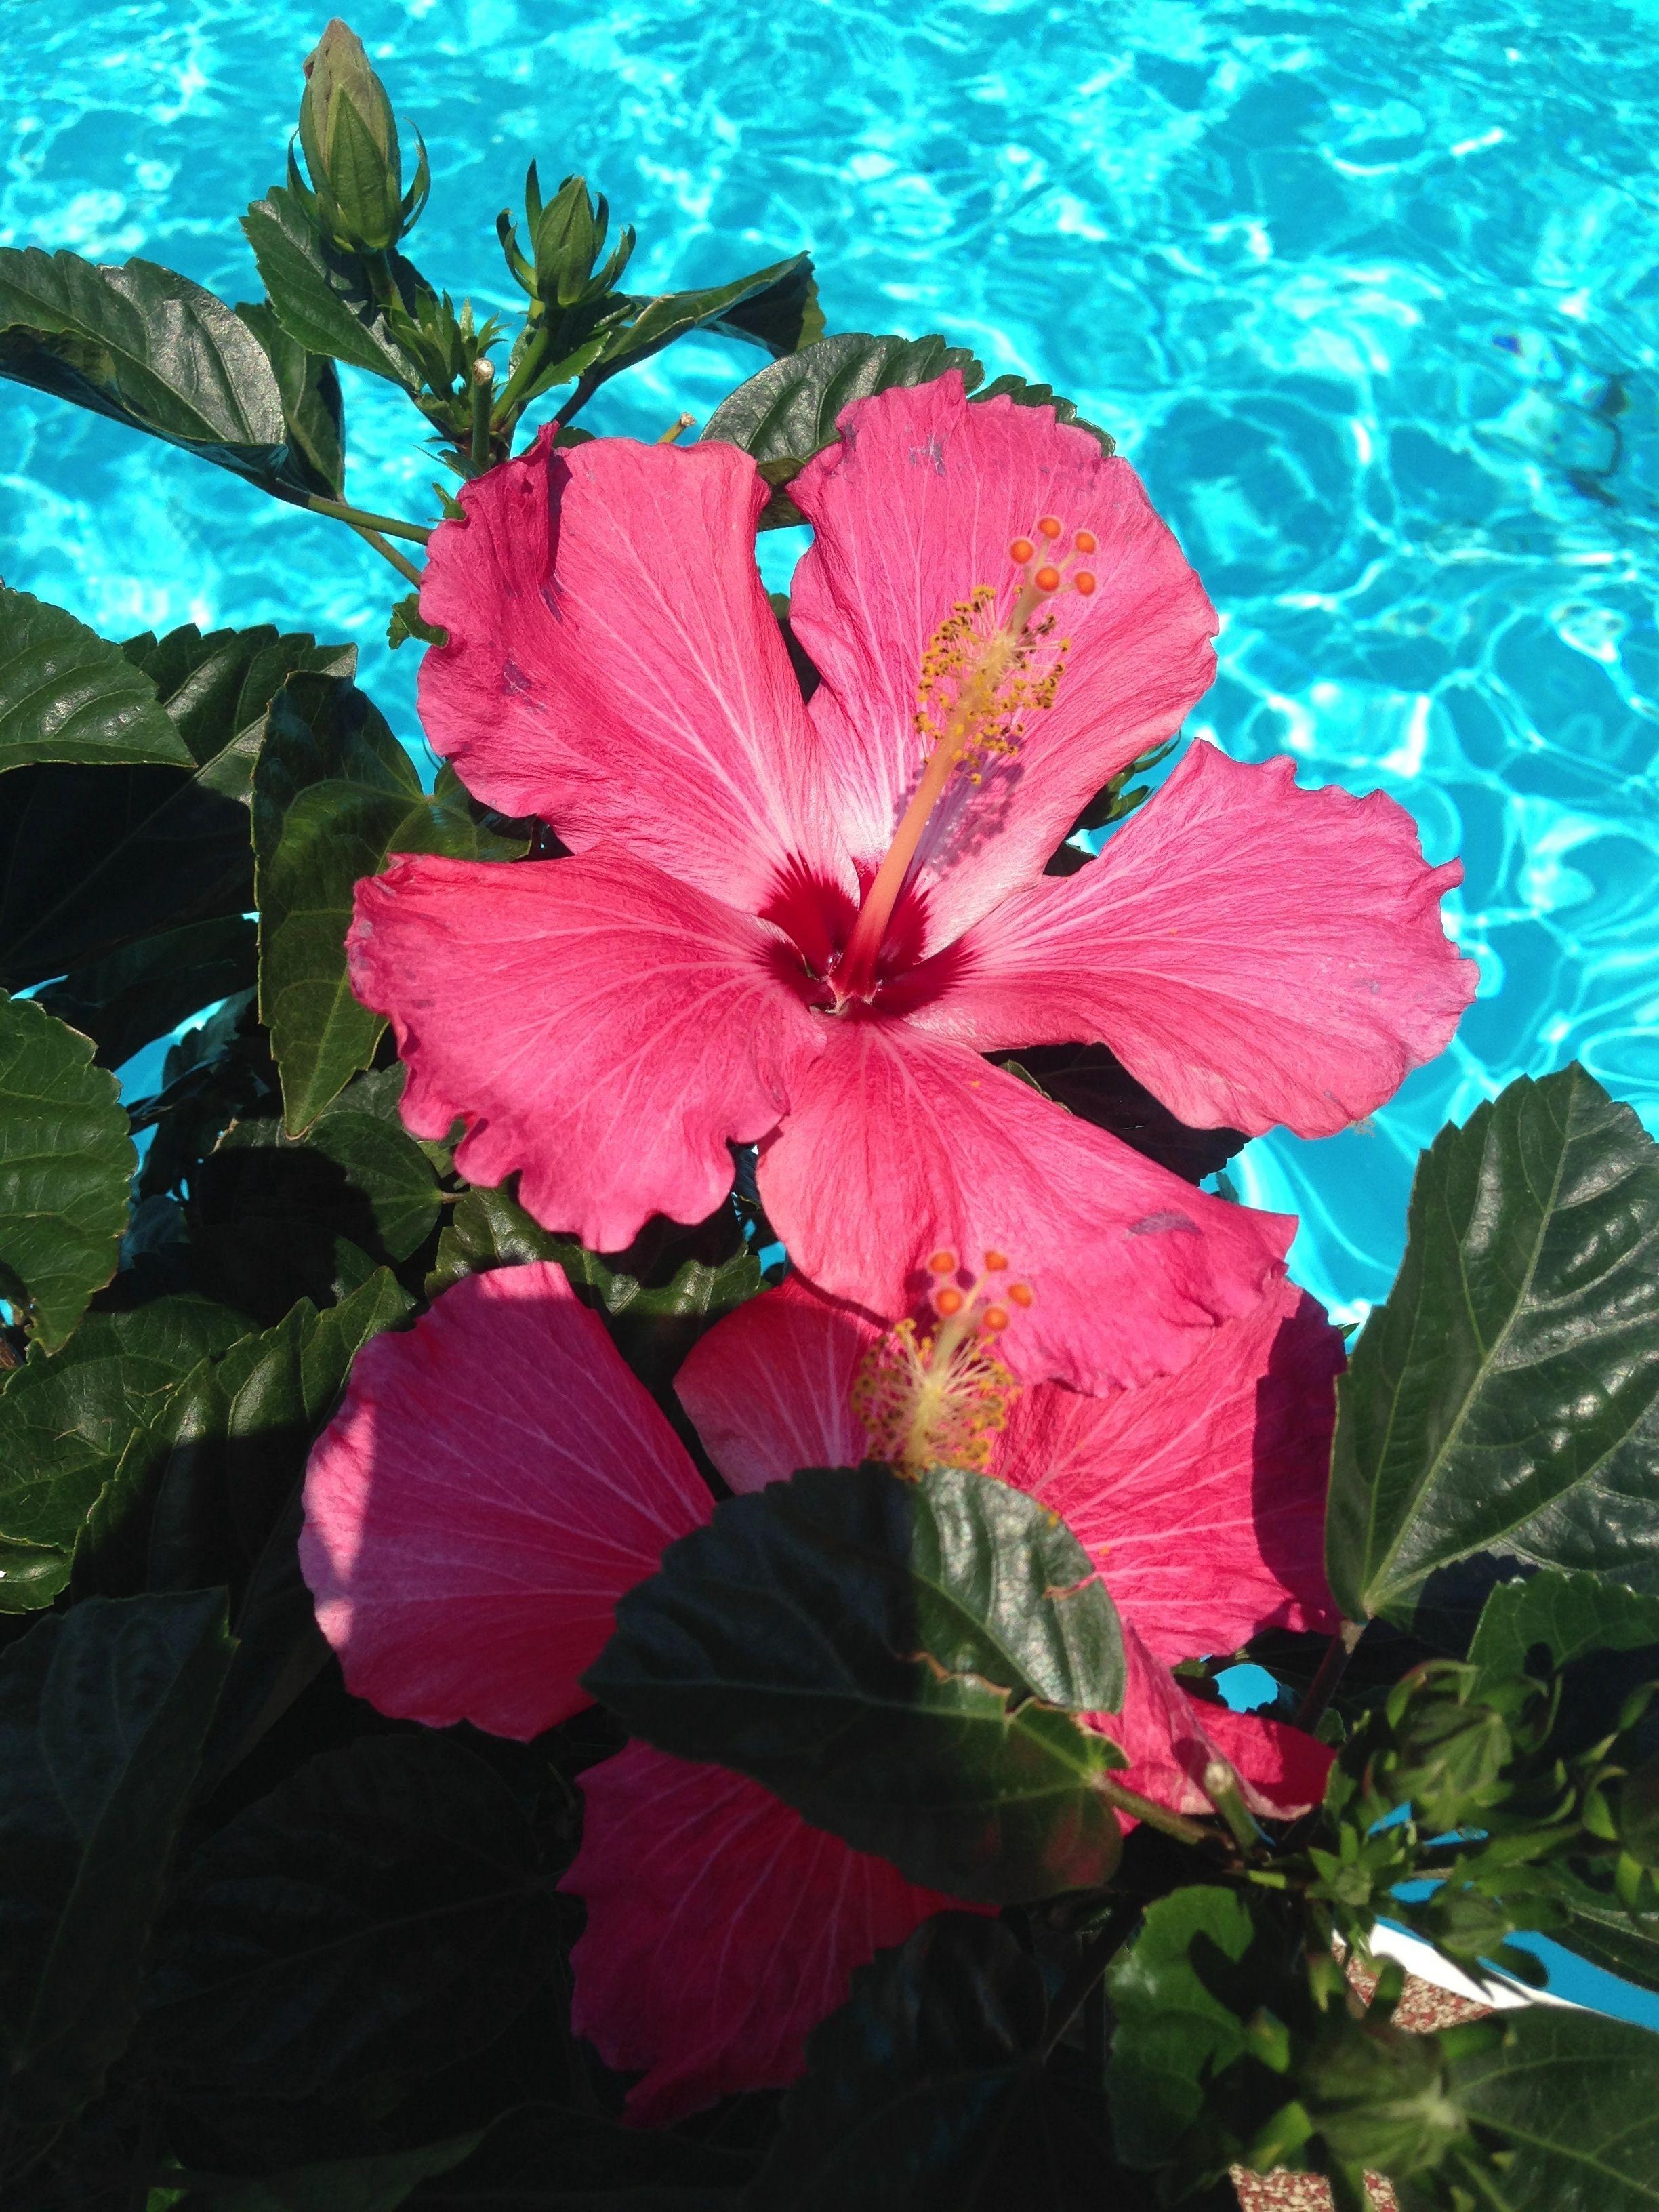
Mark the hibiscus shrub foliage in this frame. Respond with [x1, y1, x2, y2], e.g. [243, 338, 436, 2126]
[3, 22, 1659, 2212]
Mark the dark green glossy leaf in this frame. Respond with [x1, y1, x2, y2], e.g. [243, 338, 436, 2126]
[700, 331, 1111, 525]
[0, 1591, 233, 2137]
[0, 247, 327, 503]
[388, 593, 447, 650]
[992, 1045, 1244, 1185]
[253, 671, 526, 1132]
[1326, 1068, 1659, 1628]
[0, 1298, 247, 1612]
[1398, 2008, 1659, 2211]
[1105, 1884, 1295, 2173]
[1549, 1872, 1659, 1996]
[585, 1462, 1126, 1901]
[426, 1186, 760, 1389]
[241, 186, 422, 392]
[166, 2130, 487, 2212]
[1471, 1568, 1659, 1760]
[207, 1112, 439, 1267]
[392, 2102, 754, 2207]
[0, 625, 350, 990]
[237, 300, 346, 500]
[705, 256, 823, 356]
[563, 253, 818, 413]
[145, 1267, 408, 1601]
[752, 1914, 1122, 2211]
[0, 585, 189, 771]
[0, 990, 134, 1351]
[142, 1734, 559, 2097]
[36, 917, 258, 1071]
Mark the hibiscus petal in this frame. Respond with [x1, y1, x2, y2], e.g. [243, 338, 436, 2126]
[419, 426, 852, 916]
[300, 1263, 711, 1738]
[995, 1279, 1344, 1662]
[787, 373, 1217, 949]
[916, 741, 1479, 1138]
[756, 1017, 1293, 1394]
[1095, 1624, 1332, 1824]
[563, 1744, 972, 2123]
[348, 845, 823, 1252]
[676, 1273, 876, 1492]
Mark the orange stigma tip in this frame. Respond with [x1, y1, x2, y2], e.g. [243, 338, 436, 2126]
[1008, 1282, 1034, 1308]
[1035, 565, 1061, 594]
[935, 1286, 965, 1316]
[983, 1305, 1010, 1332]
[983, 1248, 1008, 1272]
[1008, 535, 1035, 565]
[927, 1248, 957, 1275]
[1037, 515, 1062, 539]
[1074, 529, 1098, 554]
[1073, 571, 1097, 596]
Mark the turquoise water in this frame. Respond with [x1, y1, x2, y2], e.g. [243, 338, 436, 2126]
[4, 0, 1659, 1323]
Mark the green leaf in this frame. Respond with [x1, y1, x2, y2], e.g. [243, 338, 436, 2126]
[241, 186, 422, 392]
[1548, 1873, 1659, 1997]
[237, 300, 346, 500]
[141, 1735, 560, 2097]
[1470, 1569, 1659, 1761]
[752, 1914, 1123, 2211]
[700, 331, 1111, 525]
[1400, 2008, 1659, 2211]
[706, 257, 824, 357]
[0, 247, 329, 504]
[0, 1591, 233, 2138]
[567, 253, 819, 409]
[1326, 1067, 1659, 1630]
[0, 623, 350, 991]
[165, 2131, 487, 2212]
[145, 1267, 408, 1600]
[35, 916, 258, 1071]
[201, 1109, 440, 1267]
[388, 593, 447, 650]
[1105, 1884, 1294, 2173]
[0, 1298, 247, 1612]
[389, 2102, 755, 2207]
[426, 1186, 761, 1389]
[0, 989, 135, 1351]
[992, 1045, 1244, 1185]
[253, 670, 527, 1132]
[585, 1462, 1127, 1901]
[0, 585, 190, 771]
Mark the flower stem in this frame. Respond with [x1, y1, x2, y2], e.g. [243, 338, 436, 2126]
[656, 411, 696, 443]
[470, 357, 495, 472]
[1293, 1620, 1365, 1734]
[1093, 1772, 1212, 1847]
[305, 493, 432, 546]
[348, 521, 423, 587]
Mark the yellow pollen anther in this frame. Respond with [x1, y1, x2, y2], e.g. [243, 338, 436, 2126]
[851, 1284, 1021, 1474]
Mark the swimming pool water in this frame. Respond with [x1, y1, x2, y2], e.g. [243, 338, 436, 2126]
[3, 0, 1658, 1326]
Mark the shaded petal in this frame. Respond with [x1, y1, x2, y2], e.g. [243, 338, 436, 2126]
[1094, 1624, 1332, 1824]
[676, 1273, 876, 1493]
[419, 426, 853, 915]
[918, 742, 1478, 1138]
[996, 1279, 1344, 1662]
[348, 846, 823, 1252]
[300, 1264, 711, 1738]
[564, 1744, 973, 2123]
[789, 373, 1217, 949]
[757, 1017, 1293, 1394]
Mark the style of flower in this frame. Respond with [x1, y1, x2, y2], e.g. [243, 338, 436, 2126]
[345, 374, 1476, 1396]
[300, 1255, 1342, 2121]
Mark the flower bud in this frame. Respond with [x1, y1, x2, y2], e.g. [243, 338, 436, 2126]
[299, 19, 408, 253]
[506, 166, 636, 310]
[1298, 2014, 1488, 2184]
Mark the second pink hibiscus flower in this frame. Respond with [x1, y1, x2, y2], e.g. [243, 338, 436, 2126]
[348, 372, 1475, 1391]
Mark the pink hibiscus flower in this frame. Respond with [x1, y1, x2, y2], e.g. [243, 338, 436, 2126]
[300, 1256, 1340, 2121]
[346, 374, 1475, 1396]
